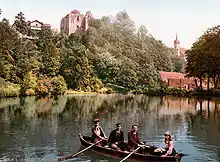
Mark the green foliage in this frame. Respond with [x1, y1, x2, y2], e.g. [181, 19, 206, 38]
[0, 18, 18, 82]
[60, 39, 97, 91]
[35, 75, 67, 96]
[12, 12, 29, 35]
[41, 40, 60, 76]
[0, 84, 20, 98]
[51, 75, 67, 95]
[83, 12, 175, 90]
[35, 76, 52, 96]
[186, 25, 220, 90]
[0, 10, 187, 98]
[12, 40, 41, 82]
[21, 71, 37, 95]
[171, 55, 186, 72]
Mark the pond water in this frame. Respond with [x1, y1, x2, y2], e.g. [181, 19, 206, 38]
[0, 94, 220, 162]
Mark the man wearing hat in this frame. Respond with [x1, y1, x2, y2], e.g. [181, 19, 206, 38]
[108, 123, 127, 151]
[91, 118, 108, 147]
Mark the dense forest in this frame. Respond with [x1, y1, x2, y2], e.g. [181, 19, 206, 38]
[0, 10, 186, 97]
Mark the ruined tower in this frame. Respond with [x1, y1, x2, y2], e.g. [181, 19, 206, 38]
[60, 10, 93, 36]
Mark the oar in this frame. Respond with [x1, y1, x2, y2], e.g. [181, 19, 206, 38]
[57, 139, 103, 161]
[119, 146, 141, 162]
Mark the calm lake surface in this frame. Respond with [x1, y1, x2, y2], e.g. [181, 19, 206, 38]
[0, 94, 220, 162]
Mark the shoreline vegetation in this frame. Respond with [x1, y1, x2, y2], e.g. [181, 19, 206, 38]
[1, 82, 220, 99]
[1, 10, 220, 99]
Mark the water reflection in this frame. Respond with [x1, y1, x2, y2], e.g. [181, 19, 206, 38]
[0, 94, 219, 162]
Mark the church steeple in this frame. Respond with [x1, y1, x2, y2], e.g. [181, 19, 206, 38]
[174, 33, 180, 48]
[174, 33, 180, 56]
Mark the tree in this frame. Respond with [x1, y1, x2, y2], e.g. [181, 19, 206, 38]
[185, 25, 220, 90]
[60, 39, 97, 91]
[41, 40, 60, 76]
[13, 12, 29, 35]
[137, 25, 148, 39]
[82, 10, 175, 89]
[171, 55, 185, 72]
[12, 40, 41, 83]
[0, 18, 18, 81]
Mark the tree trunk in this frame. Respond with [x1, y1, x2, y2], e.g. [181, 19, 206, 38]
[200, 77, 202, 90]
[214, 75, 216, 89]
[216, 74, 220, 89]
[207, 76, 210, 91]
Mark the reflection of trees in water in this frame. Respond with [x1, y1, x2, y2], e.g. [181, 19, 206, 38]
[185, 98, 220, 152]
[1, 95, 220, 134]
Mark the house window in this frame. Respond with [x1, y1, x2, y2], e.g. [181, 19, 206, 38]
[77, 16, 79, 21]
[77, 25, 79, 28]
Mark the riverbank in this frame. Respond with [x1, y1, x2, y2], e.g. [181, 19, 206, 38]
[1, 82, 220, 99]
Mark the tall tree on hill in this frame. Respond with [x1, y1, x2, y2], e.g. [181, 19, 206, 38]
[41, 40, 60, 76]
[0, 18, 18, 82]
[13, 12, 29, 35]
[60, 39, 101, 91]
[12, 39, 41, 83]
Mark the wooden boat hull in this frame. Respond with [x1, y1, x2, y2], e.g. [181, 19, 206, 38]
[79, 134, 183, 162]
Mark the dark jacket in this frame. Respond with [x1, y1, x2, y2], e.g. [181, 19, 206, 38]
[127, 130, 141, 149]
[108, 129, 124, 145]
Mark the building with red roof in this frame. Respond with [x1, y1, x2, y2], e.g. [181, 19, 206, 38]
[159, 71, 196, 90]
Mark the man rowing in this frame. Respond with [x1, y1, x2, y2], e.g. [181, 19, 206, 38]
[108, 123, 127, 151]
[127, 124, 145, 153]
[91, 118, 108, 147]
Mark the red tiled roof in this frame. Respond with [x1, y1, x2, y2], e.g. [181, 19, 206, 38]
[159, 71, 185, 82]
[42, 24, 51, 27]
[30, 20, 43, 25]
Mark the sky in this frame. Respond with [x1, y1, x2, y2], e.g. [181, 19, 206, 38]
[1, 0, 220, 49]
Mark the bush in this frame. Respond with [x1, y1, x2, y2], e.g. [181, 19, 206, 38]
[35, 76, 51, 96]
[25, 88, 35, 96]
[35, 75, 67, 96]
[1, 85, 20, 97]
[51, 75, 67, 95]
[21, 72, 37, 95]
[90, 77, 103, 92]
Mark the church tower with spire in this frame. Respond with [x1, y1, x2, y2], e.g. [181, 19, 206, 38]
[174, 33, 180, 57]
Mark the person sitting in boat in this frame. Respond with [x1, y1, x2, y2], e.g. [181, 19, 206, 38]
[127, 124, 145, 153]
[108, 123, 127, 151]
[161, 131, 177, 157]
[91, 118, 108, 147]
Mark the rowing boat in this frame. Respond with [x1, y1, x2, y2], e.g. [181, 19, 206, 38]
[79, 133, 184, 162]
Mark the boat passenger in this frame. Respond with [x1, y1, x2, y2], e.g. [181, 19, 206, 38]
[127, 124, 145, 153]
[108, 123, 127, 151]
[91, 118, 108, 147]
[161, 131, 177, 157]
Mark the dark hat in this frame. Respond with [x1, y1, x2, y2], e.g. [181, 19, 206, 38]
[116, 123, 121, 127]
[93, 118, 100, 123]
